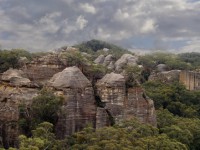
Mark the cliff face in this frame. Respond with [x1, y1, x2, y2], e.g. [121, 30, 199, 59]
[125, 88, 156, 126]
[0, 53, 157, 148]
[48, 66, 96, 137]
[0, 83, 38, 148]
[179, 70, 200, 90]
[96, 72, 157, 128]
[149, 70, 200, 91]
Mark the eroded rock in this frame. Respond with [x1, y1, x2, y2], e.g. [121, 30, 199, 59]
[149, 70, 181, 83]
[49, 66, 96, 137]
[115, 54, 138, 72]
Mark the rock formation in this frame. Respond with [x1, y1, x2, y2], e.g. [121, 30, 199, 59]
[96, 72, 156, 128]
[22, 53, 65, 84]
[115, 54, 138, 72]
[149, 70, 181, 83]
[0, 53, 157, 148]
[48, 66, 96, 137]
[94, 55, 105, 65]
[1, 68, 31, 87]
[156, 64, 168, 72]
[0, 78, 38, 148]
[179, 70, 200, 90]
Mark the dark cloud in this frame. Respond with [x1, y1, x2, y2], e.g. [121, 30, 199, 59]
[0, 0, 200, 52]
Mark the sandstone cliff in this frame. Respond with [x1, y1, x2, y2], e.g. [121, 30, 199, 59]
[0, 72, 39, 148]
[48, 66, 96, 137]
[96, 72, 156, 128]
[0, 52, 157, 148]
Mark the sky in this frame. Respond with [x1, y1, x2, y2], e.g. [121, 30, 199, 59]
[0, 0, 200, 53]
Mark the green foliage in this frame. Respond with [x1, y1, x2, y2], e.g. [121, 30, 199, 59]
[31, 88, 63, 127]
[18, 122, 65, 150]
[124, 65, 142, 88]
[138, 52, 191, 70]
[68, 118, 187, 150]
[157, 109, 200, 149]
[60, 50, 88, 68]
[74, 39, 131, 59]
[18, 89, 63, 136]
[178, 52, 200, 69]
[143, 81, 200, 117]
[0, 49, 32, 73]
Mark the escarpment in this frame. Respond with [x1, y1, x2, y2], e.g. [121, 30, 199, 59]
[0, 51, 157, 148]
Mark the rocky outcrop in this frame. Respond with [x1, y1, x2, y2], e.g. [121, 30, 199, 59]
[179, 70, 200, 90]
[23, 53, 65, 84]
[94, 54, 115, 70]
[94, 55, 105, 65]
[115, 54, 138, 72]
[149, 70, 181, 83]
[0, 83, 38, 148]
[125, 88, 157, 126]
[48, 66, 96, 137]
[96, 72, 156, 128]
[1, 68, 31, 87]
[156, 64, 168, 72]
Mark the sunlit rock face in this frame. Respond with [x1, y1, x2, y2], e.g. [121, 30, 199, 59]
[179, 70, 200, 91]
[115, 54, 138, 72]
[1, 68, 31, 87]
[96, 72, 156, 128]
[0, 78, 38, 148]
[22, 53, 65, 84]
[48, 66, 96, 137]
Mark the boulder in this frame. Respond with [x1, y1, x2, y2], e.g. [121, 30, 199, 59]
[115, 54, 138, 72]
[103, 54, 114, 66]
[156, 64, 168, 72]
[1, 69, 31, 87]
[94, 55, 105, 64]
[48, 66, 91, 89]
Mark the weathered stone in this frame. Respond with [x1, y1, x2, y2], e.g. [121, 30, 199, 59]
[48, 66, 91, 90]
[156, 64, 168, 72]
[149, 70, 181, 83]
[96, 72, 156, 127]
[125, 88, 157, 126]
[180, 70, 200, 90]
[23, 54, 64, 83]
[115, 54, 138, 72]
[1, 69, 31, 87]
[107, 61, 115, 70]
[96, 72, 125, 105]
[96, 108, 110, 129]
[0, 84, 38, 148]
[103, 54, 114, 66]
[49, 66, 96, 137]
[94, 55, 105, 65]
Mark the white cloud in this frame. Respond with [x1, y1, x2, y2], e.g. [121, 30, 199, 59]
[179, 40, 200, 53]
[76, 15, 88, 30]
[80, 3, 97, 14]
[0, 0, 200, 53]
[141, 19, 157, 34]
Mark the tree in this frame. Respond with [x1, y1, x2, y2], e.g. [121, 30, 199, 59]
[31, 88, 63, 127]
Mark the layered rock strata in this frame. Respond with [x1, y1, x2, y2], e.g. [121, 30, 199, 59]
[96, 72, 156, 128]
[48, 66, 96, 137]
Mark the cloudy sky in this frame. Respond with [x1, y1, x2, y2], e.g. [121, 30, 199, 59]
[0, 0, 200, 53]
